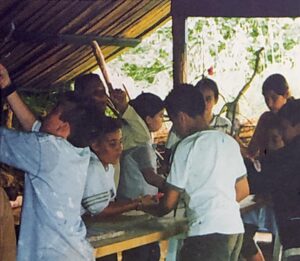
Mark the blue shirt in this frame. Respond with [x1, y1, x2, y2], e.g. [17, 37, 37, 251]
[0, 127, 94, 261]
[117, 142, 158, 200]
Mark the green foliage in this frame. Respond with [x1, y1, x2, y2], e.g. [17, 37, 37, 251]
[109, 17, 300, 95]
[283, 38, 297, 50]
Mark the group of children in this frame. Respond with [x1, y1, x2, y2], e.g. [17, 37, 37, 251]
[0, 61, 300, 261]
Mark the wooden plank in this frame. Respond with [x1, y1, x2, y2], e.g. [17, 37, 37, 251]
[12, 31, 140, 47]
[171, 0, 300, 18]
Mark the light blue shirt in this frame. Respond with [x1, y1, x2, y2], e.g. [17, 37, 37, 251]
[0, 127, 94, 261]
[117, 142, 158, 200]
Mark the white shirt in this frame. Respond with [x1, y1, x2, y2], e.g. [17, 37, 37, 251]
[81, 152, 115, 215]
[166, 114, 232, 151]
[167, 130, 246, 236]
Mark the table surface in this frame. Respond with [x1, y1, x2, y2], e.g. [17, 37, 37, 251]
[85, 195, 260, 258]
[85, 211, 188, 258]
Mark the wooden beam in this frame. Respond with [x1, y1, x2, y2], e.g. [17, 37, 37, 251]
[172, 14, 187, 87]
[11, 30, 141, 47]
[171, 0, 300, 18]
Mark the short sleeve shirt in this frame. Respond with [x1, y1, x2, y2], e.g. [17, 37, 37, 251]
[117, 142, 158, 200]
[0, 127, 94, 261]
[167, 130, 246, 236]
[81, 152, 116, 215]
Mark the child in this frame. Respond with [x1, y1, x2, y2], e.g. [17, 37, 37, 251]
[81, 116, 149, 219]
[195, 77, 232, 133]
[74, 73, 108, 112]
[241, 113, 284, 261]
[247, 74, 292, 158]
[165, 79, 231, 156]
[251, 99, 300, 260]
[140, 85, 249, 261]
[116, 92, 165, 200]
[0, 67, 103, 260]
[110, 91, 165, 261]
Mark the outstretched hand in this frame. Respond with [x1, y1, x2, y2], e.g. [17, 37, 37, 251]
[0, 64, 12, 89]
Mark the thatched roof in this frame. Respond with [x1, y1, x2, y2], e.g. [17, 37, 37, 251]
[0, 0, 171, 92]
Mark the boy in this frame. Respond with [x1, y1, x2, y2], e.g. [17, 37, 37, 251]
[140, 85, 249, 261]
[195, 77, 232, 133]
[0, 65, 102, 260]
[251, 99, 300, 260]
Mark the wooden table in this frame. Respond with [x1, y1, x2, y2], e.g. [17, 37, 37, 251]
[85, 195, 261, 260]
[85, 212, 188, 260]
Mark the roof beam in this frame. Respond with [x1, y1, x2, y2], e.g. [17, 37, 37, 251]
[11, 30, 141, 47]
[171, 0, 300, 18]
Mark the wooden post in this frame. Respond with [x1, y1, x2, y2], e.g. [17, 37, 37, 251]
[172, 14, 187, 87]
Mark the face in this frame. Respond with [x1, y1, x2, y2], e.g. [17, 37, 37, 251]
[170, 113, 189, 138]
[266, 128, 284, 152]
[264, 90, 287, 113]
[85, 87, 108, 111]
[92, 129, 123, 167]
[146, 109, 164, 132]
[40, 106, 67, 137]
[199, 88, 217, 115]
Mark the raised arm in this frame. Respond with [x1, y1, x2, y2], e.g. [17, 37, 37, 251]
[0, 64, 36, 131]
[109, 89, 128, 114]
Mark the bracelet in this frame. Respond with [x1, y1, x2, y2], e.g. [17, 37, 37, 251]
[1, 83, 17, 98]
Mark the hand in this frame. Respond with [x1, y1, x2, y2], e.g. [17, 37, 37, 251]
[0, 64, 12, 89]
[109, 88, 128, 113]
[136, 195, 158, 211]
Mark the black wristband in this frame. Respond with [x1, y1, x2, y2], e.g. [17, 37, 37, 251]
[1, 83, 17, 98]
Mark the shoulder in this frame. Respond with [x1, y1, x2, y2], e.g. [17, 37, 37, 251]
[214, 115, 231, 125]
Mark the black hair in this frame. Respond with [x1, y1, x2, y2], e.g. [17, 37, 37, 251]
[129, 92, 164, 121]
[278, 99, 300, 127]
[56, 92, 104, 147]
[262, 74, 290, 97]
[95, 116, 122, 141]
[74, 73, 105, 94]
[195, 77, 219, 102]
[164, 84, 205, 118]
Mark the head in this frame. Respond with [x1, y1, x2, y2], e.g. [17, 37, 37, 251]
[260, 114, 285, 153]
[129, 93, 164, 132]
[164, 84, 206, 138]
[277, 99, 300, 143]
[74, 73, 108, 111]
[41, 92, 103, 147]
[91, 116, 123, 167]
[262, 74, 290, 113]
[195, 78, 219, 116]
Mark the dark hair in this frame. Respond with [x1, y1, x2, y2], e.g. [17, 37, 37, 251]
[262, 74, 290, 97]
[74, 73, 105, 95]
[195, 77, 219, 102]
[164, 84, 205, 118]
[129, 93, 164, 121]
[278, 99, 300, 127]
[95, 116, 122, 142]
[56, 92, 104, 147]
